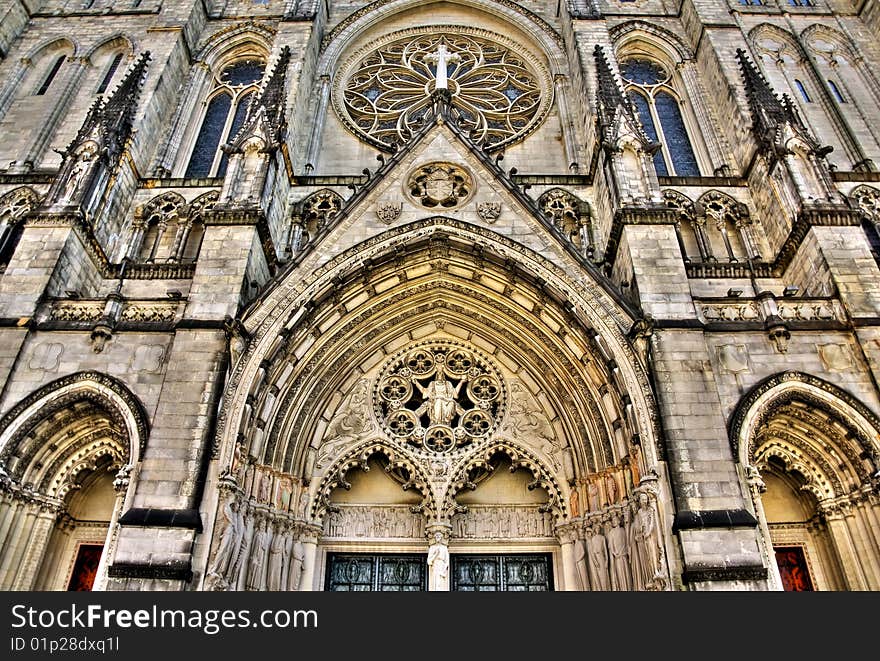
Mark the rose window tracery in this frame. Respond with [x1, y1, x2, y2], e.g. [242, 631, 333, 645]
[374, 342, 506, 453]
[335, 29, 551, 152]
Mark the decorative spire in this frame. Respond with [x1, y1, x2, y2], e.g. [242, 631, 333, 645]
[593, 45, 656, 149]
[735, 48, 818, 152]
[65, 51, 151, 161]
[228, 46, 291, 150]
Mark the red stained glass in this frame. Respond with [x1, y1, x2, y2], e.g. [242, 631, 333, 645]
[66, 544, 103, 591]
[774, 546, 814, 591]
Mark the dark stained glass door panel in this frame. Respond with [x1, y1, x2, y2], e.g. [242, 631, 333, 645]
[774, 546, 814, 591]
[452, 554, 553, 591]
[326, 554, 426, 591]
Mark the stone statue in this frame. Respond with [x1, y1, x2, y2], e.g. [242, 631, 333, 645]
[604, 470, 619, 505]
[587, 522, 610, 591]
[587, 478, 600, 512]
[266, 521, 285, 591]
[607, 512, 631, 591]
[280, 525, 294, 590]
[415, 372, 465, 425]
[61, 147, 96, 203]
[570, 488, 580, 518]
[246, 519, 270, 591]
[233, 511, 255, 590]
[206, 498, 243, 588]
[573, 534, 589, 590]
[427, 531, 450, 591]
[288, 539, 305, 591]
[630, 492, 662, 590]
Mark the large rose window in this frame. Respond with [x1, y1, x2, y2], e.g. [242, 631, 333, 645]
[334, 28, 552, 152]
[374, 341, 506, 453]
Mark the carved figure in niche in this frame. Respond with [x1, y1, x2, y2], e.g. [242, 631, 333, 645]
[607, 512, 631, 591]
[317, 380, 372, 468]
[207, 498, 244, 586]
[257, 473, 271, 504]
[246, 519, 270, 591]
[629, 445, 642, 487]
[280, 525, 293, 590]
[543, 511, 554, 536]
[587, 522, 610, 591]
[604, 470, 619, 505]
[630, 492, 663, 590]
[499, 507, 511, 537]
[427, 531, 450, 591]
[266, 521, 285, 591]
[288, 538, 305, 591]
[415, 371, 466, 425]
[62, 147, 96, 203]
[573, 534, 589, 590]
[587, 478, 600, 512]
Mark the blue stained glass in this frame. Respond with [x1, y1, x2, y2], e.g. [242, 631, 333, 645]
[220, 60, 264, 86]
[97, 53, 123, 94]
[828, 80, 846, 103]
[185, 92, 231, 178]
[36, 56, 65, 96]
[795, 79, 811, 103]
[217, 92, 253, 177]
[629, 91, 667, 176]
[656, 92, 699, 176]
[621, 60, 665, 86]
[503, 85, 522, 101]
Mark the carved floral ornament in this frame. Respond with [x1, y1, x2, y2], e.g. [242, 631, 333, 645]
[405, 162, 473, 209]
[333, 27, 553, 152]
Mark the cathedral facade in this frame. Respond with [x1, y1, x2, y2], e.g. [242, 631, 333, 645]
[0, 0, 879, 592]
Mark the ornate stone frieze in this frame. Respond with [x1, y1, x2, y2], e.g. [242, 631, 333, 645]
[450, 505, 554, 539]
[49, 302, 105, 322]
[323, 505, 425, 539]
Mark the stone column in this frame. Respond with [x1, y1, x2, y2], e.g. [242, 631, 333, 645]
[93, 466, 131, 592]
[746, 466, 782, 591]
[555, 522, 581, 591]
[11, 57, 88, 172]
[297, 525, 321, 591]
[553, 74, 580, 172]
[304, 75, 331, 170]
[823, 504, 867, 590]
[12, 506, 57, 590]
[0, 500, 38, 589]
[0, 57, 30, 120]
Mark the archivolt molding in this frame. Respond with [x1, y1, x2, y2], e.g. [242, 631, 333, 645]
[268, 286, 614, 476]
[0, 372, 149, 473]
[730, 371, 880, 498]
[319, 0, 564, 74]
[216, 219, 660, 479]
[800, 24, 859, 65]
[609, 20, 695, 62]
[194, 21, 276, 65]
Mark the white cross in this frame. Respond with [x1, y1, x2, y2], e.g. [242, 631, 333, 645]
[424, 43, 460, 90]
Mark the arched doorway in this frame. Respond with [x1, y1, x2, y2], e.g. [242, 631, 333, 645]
[201, 219, 674, 591]
[731, 372, 880, 591]
[0, 372, 147, 590]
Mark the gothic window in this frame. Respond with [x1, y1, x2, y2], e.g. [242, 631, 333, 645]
[698, 191, 756, 262]
[0, 187, 39, 269]
[794, 79, 811, 103]
[333, 28, 553, 152]
[537, 188, 591, 255]
[96, 53, 124, 95]
[184, 59, 265, 178]
[827, 80, 845, 103]
[662, 189, 699, 261]
[851, 186, 880, 265]
[620, 58, 700, 176]
[35, 55, 66, 96]
[135, 192, 187, 262]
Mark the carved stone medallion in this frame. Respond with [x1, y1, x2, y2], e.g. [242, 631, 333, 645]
[373, 340, 506, 454]
[406, 162, 473, 209]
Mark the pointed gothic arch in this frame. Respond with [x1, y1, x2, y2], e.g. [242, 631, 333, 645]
[730, 371, 880, 590]
[0, 371, 149, 591]
[200, 217, 672, 591]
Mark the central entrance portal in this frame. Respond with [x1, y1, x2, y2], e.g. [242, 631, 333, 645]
[325, 553, 554, 591]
